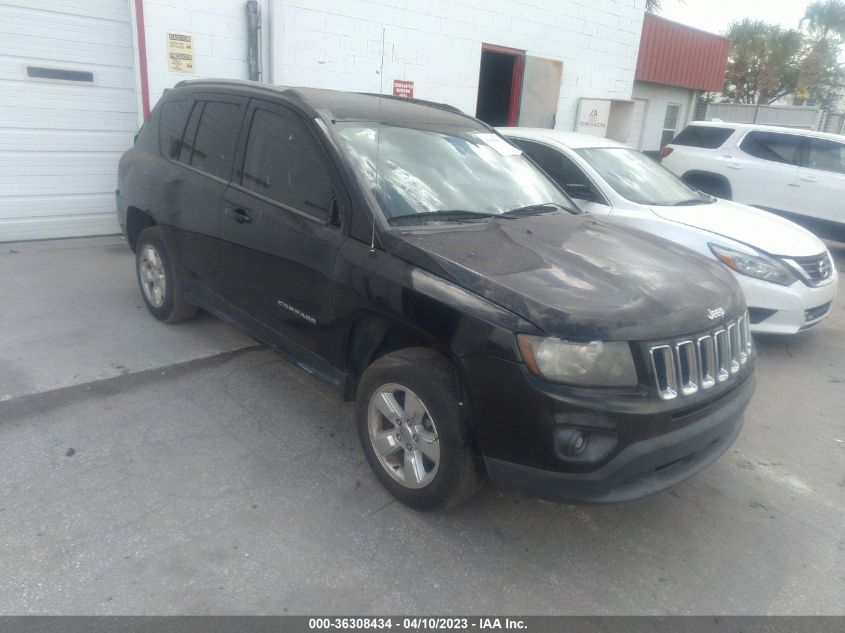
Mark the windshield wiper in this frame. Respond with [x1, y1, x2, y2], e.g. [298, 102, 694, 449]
[388, 210, 498, 226]
[501, 202, 577, 217]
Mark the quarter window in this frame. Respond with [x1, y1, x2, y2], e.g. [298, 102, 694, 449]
[189, 101, 243, 180]
[805, 138, 845, 174]
[740, 131, 802, 165]
[241, 108, 334, 221]
[158, 99, 191, 158]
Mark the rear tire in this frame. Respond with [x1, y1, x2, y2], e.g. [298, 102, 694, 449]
[136, 226, 198, 323]
[356, 348, 483, 511]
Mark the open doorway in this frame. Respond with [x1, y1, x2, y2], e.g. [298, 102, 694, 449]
[475, 44, 524, 127]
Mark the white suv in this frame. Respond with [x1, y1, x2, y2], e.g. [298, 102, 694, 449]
[661, 122, 845, 242]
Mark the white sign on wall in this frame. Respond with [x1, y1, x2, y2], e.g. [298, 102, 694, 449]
[575, 99, 611, 137]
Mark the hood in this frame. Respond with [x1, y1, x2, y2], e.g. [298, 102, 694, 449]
[388, 213, 744, 341]
[650, 199, 826, 257]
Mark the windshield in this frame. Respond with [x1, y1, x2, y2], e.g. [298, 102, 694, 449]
[335, 124, 574, 223]
[575, 147, 711, 206]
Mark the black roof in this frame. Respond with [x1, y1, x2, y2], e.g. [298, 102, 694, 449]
[173, 79, 483, 129]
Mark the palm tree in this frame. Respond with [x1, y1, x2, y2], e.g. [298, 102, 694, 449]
[795, 0, 845, 105]
[646, 0, 662, 13]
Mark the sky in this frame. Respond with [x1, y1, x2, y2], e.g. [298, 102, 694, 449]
[658, 0, 810, 36]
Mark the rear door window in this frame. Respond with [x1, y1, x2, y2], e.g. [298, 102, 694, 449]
[739, 131, 802, 165]
[671, 125, 734, 149]
[240, 106, 334, 221]
[513, 138, 607, 204]
[805, 137, 845, 174]
[189, 101, 243, 180]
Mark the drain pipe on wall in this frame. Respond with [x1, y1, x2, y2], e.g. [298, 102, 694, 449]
[246, 0, 262, 81]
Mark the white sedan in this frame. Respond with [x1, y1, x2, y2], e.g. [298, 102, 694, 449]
[499, 127, 837, 334]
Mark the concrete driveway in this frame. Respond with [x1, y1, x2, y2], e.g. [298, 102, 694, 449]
[0, 237, 843, 615]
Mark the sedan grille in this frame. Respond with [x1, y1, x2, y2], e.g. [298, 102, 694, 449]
[784, 253, 834, 287]
[649, 314, 751, 400]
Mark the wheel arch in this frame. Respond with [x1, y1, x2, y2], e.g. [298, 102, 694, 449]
[343, 311, 462, 402]
[126, 207, 158, 253]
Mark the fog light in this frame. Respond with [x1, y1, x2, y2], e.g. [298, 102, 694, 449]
[571, 432, 587, 455]
[554, 427, 617, 463]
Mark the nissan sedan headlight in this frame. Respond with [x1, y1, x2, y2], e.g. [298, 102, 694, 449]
[517, 336, 638, 386]
[709, 243, 795, 286]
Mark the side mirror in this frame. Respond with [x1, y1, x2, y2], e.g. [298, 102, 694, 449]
[565, 183, 595, 201]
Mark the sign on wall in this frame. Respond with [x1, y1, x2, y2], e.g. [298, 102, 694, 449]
[392, 80, 414, 98]
[167, 33, 194, 73]
[575, 98, 611, 137]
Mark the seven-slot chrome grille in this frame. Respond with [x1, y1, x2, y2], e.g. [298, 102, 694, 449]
[649, 313, 752, 400]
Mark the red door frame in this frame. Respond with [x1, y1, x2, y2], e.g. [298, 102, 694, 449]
[481, 43, 525, 126]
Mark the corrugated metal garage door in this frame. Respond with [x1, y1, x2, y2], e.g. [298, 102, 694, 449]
[0, 0, 138, 242]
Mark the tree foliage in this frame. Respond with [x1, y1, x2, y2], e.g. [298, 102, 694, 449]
[722, 1, 845, 106]
[795, 0, 845, 106]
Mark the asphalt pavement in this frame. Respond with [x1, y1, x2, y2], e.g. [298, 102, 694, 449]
[0, 237, 843, 615]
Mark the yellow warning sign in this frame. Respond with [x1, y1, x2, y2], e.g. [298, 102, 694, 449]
[167, 33, 194, 73]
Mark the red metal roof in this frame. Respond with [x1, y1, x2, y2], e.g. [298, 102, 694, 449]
[635, 14, 730, 92]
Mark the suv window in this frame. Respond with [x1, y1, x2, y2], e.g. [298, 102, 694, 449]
[805, 137, 845, 174]
[514, 138, 606, 204]
[158, 99, 191, 158]
[241, 107, 334, 221]
[671, 125, 734, 149]
[740, 131, 802, 165]
[189, 101, 243, 180]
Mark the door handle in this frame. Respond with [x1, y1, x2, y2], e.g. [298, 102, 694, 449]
[726, 162, 742, 169]
[225, 207, 252, 224]
[799, 174, 818, 183]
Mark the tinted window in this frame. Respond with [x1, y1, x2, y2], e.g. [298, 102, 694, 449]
[190, 101, 242, 179]
[514, 139, 605, 204]
[158, 99, 191, 158]
[241, 108, 333, 220]
[672, 125, 734, 149]
[740, 131, 802, 165]
[806, 138, 845, 174]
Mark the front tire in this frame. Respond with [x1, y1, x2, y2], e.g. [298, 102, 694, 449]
[356, 348, 483, 511]
[136, 226, 198, 323]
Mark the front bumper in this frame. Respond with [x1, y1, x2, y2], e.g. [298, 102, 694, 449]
[484, 374, 753, 504]
[738, 271, 837, 334]
[461, 348, 755, 505]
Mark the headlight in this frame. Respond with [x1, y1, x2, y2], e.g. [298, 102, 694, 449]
[709, 243, 794, 286]
[517, 336, 638, 387]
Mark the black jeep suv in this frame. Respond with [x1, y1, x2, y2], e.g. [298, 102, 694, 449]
[117, 79, 755, 510]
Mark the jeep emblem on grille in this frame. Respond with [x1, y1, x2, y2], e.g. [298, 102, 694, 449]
[706, 307, 725, 320]
[819, 257, 830, 278]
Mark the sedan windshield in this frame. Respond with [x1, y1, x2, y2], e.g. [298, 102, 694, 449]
[576, 147, 713, 206]
[335, 124, 575, 224]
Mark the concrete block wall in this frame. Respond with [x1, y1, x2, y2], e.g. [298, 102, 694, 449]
[270, 0, 645, 130]
[140, 0, 258, 109]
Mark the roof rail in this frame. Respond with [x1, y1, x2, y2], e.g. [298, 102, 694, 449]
[356, 92, 466, 116]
